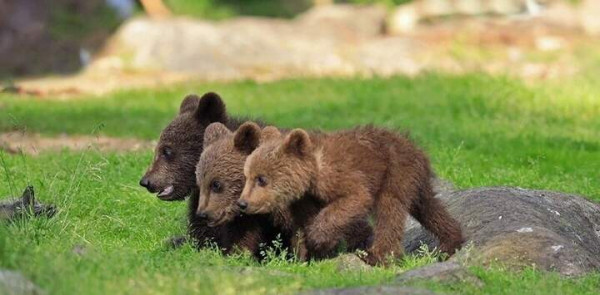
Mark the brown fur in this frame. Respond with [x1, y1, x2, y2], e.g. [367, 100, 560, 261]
[140, 92, 236, 202]
[239, 125, 464, 265]
[139, 92, 269, 255]
[194, 123, 285, 258]
[198, 122, 373, 260]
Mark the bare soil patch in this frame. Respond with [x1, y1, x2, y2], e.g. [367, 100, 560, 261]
[0, 132, 154, 155]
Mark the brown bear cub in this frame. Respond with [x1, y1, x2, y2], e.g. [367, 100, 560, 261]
[239, 125, 464, 265]
[192, 123, 283, 258]
[139, 92, 270, 255]
[196, 122, 373, 260]
[140, 92, 246, 202]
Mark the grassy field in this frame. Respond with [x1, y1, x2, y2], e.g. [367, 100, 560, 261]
[0, 73, 599, 294]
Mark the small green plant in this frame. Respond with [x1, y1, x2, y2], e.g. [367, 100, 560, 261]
[260, 234, 297, 266]
[401, 244, 443, 269]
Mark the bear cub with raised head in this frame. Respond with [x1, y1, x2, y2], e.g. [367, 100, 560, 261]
[196, 122, 373, 260]
[140, 92, 243, 202]
[238, 125, 464, 265]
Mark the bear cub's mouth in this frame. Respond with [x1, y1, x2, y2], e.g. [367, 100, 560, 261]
[206, 211, 236, 227]
[157, 185, 175, 199]
[207, 215, 227, 227]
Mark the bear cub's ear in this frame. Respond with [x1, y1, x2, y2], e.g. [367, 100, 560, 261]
[261, 126, 281, 142]
[204, 123, 232, 149]
[283, 129, 312, 157]
[233, 122, 262, 155]
[179, 94, 200, 114]
[196, 92, 227, 124]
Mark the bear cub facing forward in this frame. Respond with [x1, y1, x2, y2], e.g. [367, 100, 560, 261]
[239, 125, 464, 265]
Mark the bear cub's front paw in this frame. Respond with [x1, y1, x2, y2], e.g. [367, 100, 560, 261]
[305, 226, 338, 254]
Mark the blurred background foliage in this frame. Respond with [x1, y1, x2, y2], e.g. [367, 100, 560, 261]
[0, 0, 412, 78]
[0, 0, 121, 78]
[164, 0, 311, 19]
[164, 0, 412, 19]
[0, 0, 588, 79]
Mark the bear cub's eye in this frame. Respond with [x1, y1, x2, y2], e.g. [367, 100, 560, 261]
[162, 147, 173, 158]
[256, 175, 268, 187]
[210, 180, 222, 193]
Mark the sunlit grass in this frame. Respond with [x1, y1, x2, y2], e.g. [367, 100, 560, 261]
[0, 73, 599, 294]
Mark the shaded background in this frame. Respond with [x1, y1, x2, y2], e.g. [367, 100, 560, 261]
[0, 0, 600, 80]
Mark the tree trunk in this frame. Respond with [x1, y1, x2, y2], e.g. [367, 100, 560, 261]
[139, 0, 171, 18]
[313, 0, 334, 6]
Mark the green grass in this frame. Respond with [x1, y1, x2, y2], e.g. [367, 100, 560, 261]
[1, 74, 598, 198]
[0, 73, 599, 294]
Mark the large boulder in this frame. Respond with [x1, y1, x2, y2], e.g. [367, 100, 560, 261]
[403, 187, 600, 276]
[92, 16, 353, 81]
[91, 5, 388, 80]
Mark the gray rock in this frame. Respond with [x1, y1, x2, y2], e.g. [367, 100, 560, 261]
[301, 286, 437, 295]
[397, 261, 461, 281]
[403, 187, 600, 276]
[0, 270, 45, 295]
[396, 261, 483, 287]
[431, 177, 455, 196]
[332, 254, 372, 272]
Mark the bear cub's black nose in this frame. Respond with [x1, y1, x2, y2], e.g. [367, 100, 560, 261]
[139, 177, 150, 188]
[237, 200, 248, 210]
